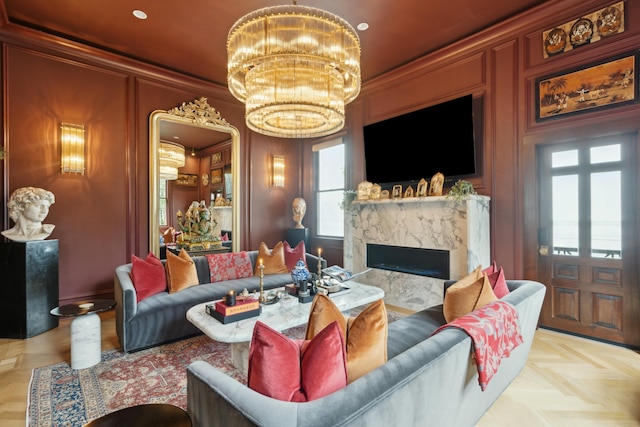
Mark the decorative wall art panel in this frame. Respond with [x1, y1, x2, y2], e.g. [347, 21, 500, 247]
[175, 173, 198, 187]
[542, 1, 624, 59]
[536, 52, 637, 121]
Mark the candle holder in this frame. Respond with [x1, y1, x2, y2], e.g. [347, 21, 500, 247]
[258, 263, 269, 303]
[225, 290, 236, 306]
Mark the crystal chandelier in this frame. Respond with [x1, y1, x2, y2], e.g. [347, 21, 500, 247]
[159, 141, 185, 180]
[227, 3, 361, 138]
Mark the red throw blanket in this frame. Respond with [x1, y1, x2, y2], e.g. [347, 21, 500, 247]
[432, 301, 523, 391]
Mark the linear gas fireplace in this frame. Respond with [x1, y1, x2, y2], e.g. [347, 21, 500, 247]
[344, 196, 489, 310]
[367, 244, 450, 280]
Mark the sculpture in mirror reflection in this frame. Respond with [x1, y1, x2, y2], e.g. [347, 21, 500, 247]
[175, 200, 222, 251]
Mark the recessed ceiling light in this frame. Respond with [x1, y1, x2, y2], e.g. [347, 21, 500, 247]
[357, 22, 369, 31]
[133, 10, 148, 20]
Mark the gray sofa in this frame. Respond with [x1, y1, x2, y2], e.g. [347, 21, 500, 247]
[186, 280, 546, 427]
[114, 250, 324, 353]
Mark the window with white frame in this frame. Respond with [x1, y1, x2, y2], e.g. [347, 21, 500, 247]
[314, 138, 345, 237]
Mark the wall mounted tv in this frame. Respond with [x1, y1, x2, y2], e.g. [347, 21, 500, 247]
[363, 94, 480, 189]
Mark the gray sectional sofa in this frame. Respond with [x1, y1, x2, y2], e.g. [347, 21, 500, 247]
[114, 250, 324, 353]
[186, 280, 546, 427]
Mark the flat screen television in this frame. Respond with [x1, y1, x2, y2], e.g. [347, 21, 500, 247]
[363, 94, 479, 189]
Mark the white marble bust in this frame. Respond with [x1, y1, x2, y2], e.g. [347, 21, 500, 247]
[292, 197, 306, 229]
[2, 187, 56, 242]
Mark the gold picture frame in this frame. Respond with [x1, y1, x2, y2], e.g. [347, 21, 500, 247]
[211, 152, 222, 165]
[536, 51, 638, 121]
[542, 1, 624, 59]
[175, 173, 198, 187]
[210, 168, 223, 184]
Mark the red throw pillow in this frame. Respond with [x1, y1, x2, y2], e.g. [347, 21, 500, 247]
[482, 260, 498, 276]
[248, 321, 347, 402]
[487, 267, 510, 298]
[283, 240, 307, 270]
[206, 252, 253, 283]
[482, 261, 510, 298]
[130, 252, 167, 302]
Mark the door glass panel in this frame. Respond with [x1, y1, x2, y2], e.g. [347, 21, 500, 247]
[591, 171, 621, 258]
[590, 144, 620, 164]
[552, 150, 578, 168]
[552, 174, 579, 256]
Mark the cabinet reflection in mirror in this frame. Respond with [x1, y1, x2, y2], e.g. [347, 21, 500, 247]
[149, 97, 240, 257]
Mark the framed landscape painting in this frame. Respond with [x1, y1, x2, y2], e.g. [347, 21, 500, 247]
[175, 173, 198, 187]
[210, 168, 223, 184]
[536, 52, 638, 121]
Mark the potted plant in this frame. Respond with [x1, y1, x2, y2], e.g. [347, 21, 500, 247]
[446, 179, 477, 200]
[340, 190, 357, 211]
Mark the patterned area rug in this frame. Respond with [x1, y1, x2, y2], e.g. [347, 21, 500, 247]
[28, 309, 404, 426]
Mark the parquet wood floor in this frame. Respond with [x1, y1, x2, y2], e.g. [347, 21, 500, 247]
[1, 311, 638, 426]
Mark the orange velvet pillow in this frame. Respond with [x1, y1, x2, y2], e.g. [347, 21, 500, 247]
[254, 241, 289, 275]
[443, 266, 498, 322]
[305, 293, 388, 383]
[248, 320, 347, 402]
[165, 249, 199, 293]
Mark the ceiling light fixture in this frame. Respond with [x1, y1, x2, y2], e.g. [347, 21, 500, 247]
[132, 10, 147, 20]
[159, 140, 185, 180]
[227, 2, 361, 138]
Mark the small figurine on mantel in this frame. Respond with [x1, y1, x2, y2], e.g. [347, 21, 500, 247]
[429, 172, 445, 196]
[2, 187, 55, 242]
[292, 197, 306, 229]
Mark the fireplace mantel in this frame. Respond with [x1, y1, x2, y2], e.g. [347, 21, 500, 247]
[344, 195, 490, 311]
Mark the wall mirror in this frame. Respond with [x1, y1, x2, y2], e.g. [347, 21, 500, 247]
[149, 97, 240, 257]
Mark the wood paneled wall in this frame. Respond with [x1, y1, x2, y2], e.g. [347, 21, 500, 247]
[345, 0, 640, 279]
[2, 0, 640, 303]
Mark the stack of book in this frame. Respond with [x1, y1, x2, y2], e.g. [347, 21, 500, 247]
[205, 297, 261, 324]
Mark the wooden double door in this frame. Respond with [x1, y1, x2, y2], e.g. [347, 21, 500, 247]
[537, 134, 639, 348]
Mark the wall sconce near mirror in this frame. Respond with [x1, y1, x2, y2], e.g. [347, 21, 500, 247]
[60, 123, 85, 174]
[273, 154, 285, 187]
[159, 140, 186, 180]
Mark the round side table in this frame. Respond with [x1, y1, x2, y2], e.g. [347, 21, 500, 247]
[83, 403, 191, 427]
[50, 299, 116, 370]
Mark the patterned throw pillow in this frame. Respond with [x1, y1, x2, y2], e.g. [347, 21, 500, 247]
[443, 266, 498, 322]
[206, 252, 253, 283]
[130, 252, 167, 302]
[305, 294, 388, 383]
[254, 241, 289, 275]
[165, 249, 199, 293]
[283, 240, 307, 270]
[248, 320, 347, 402]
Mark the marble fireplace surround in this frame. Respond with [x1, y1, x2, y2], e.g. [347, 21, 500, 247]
[343, 195, 490, 311]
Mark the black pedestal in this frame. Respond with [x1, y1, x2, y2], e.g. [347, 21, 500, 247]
[0, 240, 59, 338]
[286, 228, 309, 247]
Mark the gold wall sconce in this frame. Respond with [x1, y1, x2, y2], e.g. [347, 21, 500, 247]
[61, 123, 85, 175]
[272, 154, 285, 187]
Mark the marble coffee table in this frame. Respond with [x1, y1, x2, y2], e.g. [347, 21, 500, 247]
[186, 281, 384, 373]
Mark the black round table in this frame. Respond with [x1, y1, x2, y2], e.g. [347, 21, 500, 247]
[50, 299, 116, 369]
[83, 404, 192, 427]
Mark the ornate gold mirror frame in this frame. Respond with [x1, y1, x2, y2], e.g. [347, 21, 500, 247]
[149, 97, 240, 257]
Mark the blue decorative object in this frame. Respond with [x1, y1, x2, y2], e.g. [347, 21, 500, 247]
[291, 259, 310, 283]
